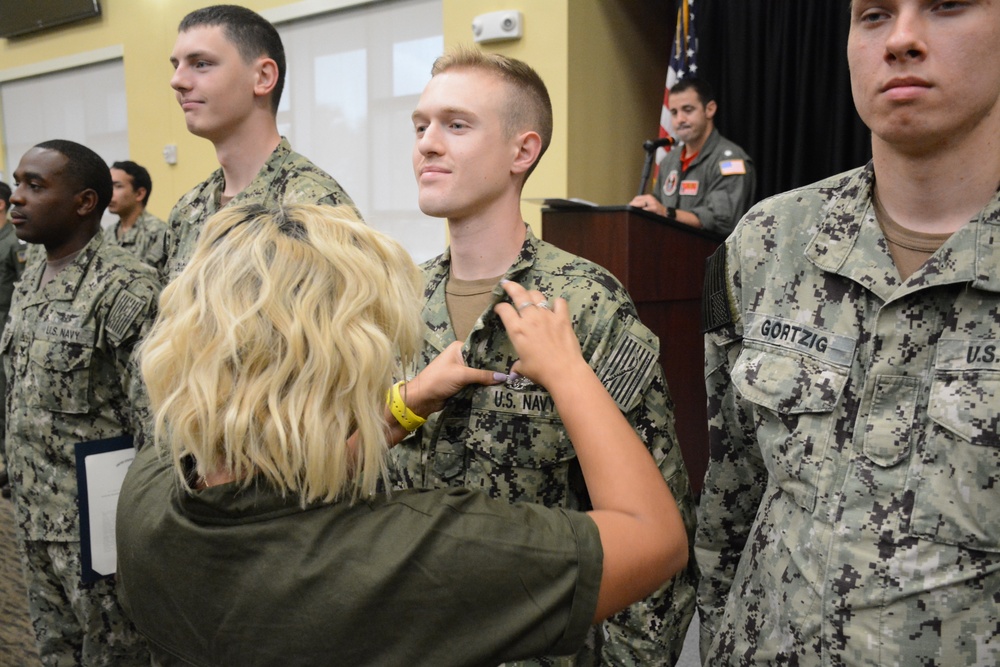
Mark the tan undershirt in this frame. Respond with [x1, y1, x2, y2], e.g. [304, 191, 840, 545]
[445, 273, 503, 342]
[40, 248, 84, 287]
[872, 189, 951, 282]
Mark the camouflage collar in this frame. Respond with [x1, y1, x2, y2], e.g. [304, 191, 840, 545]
[421, 223, 540, 353]
[971, 189, 1000, 292]
[504, 223, 541, 279]
[23, 231, 105, 306]
[806, 164, 1000, 299]
[423, 223, 539, 293]
[233, 137, 295, 204]
[192, 137, 295, 216]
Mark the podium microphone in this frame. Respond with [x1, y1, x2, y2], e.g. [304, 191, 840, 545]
[637, 136, 675, 198]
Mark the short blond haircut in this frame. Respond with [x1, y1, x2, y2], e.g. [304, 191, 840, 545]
[432, 45, 553, 179]
[140, 204, 423, 503]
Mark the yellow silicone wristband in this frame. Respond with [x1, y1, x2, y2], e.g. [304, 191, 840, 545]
[387, 380, 426, 432]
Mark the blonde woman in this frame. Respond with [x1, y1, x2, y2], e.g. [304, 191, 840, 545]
[116, 203, 686, 666]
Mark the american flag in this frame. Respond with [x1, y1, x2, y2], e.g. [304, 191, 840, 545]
[656, 0, 699, 168]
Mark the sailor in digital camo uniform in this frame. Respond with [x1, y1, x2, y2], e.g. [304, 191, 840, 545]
[697, 0, 1000, 664]
[105, 160, 174, 275]
[4, 140, 156, 666]
[164, 5, 356, 280]
[391, 47, 698, 667]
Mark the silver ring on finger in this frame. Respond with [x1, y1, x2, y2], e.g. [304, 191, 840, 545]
[536, 300, 550, 310]
[517, 301, 536, 312]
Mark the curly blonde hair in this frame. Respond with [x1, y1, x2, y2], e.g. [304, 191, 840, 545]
[140, 204, 423, 502]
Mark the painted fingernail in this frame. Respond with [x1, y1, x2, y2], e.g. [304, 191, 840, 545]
[493, 372, 509, 382]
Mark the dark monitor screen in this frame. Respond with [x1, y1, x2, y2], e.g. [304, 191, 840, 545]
[0, 0, 102, 39]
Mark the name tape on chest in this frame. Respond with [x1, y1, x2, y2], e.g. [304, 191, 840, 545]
[475, 384, 560, 419]
[39, 323, 90, 344]
[745, 312, 856, 367]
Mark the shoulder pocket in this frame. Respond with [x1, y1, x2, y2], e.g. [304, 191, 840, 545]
[732, 343, 848, 511]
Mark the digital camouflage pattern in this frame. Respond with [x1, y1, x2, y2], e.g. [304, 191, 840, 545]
[1, 232, 159, 542]
[389, 226, 698, 667]
[105, 209, 175, 276]
[164, 137, 356, 280]
[22, 540, 148, 666]
[1, 231, 157, 666]
[653, 128, 755, 237]
[697, 163, 1000, 665]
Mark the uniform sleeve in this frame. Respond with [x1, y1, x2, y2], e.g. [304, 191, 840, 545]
[105, 274, 161, 443]
[651, 155, 674, 209]
[163, 208, 183, 285]
[142, 224, 176, 278]
[694, 240, 769, 659]
[688, 156, 756, 236]
[589, 308, 699, 667]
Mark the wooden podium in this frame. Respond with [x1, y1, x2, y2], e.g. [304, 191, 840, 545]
[541, 205, 723, 495]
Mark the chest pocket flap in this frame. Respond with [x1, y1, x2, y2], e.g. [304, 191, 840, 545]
[732, 343, 848, 511]
[28, 339, 94, 414]
[911, 344, 1000, 552]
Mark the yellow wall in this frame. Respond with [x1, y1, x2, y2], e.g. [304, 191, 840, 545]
[1, 0, 671, 233]
[441, 0, 569, 233]
[0, 0, 290, 219]
[568, 2, 675, 205]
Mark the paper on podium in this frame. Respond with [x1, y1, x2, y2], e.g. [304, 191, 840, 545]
[523, 197, 598, 209]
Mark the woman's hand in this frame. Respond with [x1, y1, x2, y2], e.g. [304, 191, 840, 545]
[402, 341, 507, 418]
[493, 280, 586, 389]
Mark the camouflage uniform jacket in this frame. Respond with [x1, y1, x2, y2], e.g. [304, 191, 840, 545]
[164, 137, 356, 279]
[697, 163, 1000, 665]
[1, 232, 159, 542]
[106, 209, 174, 276]
[389, 226, 698, 667]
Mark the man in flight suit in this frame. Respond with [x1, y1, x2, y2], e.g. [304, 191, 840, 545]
[630, 77, 755, 237]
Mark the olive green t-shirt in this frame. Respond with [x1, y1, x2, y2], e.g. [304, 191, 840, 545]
[117, 444, 603, 667]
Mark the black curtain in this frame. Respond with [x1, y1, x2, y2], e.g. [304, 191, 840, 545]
[694, 0, 872, 202]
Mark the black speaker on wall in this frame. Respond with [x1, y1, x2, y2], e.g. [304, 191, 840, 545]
[0, 0, 102, 39]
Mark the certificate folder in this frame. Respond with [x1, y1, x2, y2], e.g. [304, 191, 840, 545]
[74, 434, 135, 584]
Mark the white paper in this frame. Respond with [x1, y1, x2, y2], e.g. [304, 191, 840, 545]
[83, 447, 135, 576]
